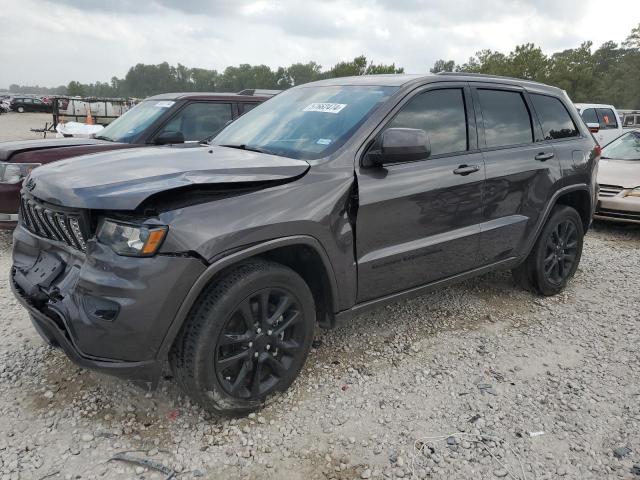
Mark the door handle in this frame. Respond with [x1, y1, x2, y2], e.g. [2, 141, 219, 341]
[535, 152, 555, 162]
[453, 164, 480, 176]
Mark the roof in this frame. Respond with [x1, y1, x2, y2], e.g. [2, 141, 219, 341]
[301, 72, 562, 93]
[145, 91, 278, 101]
[574, 103, 617, 110]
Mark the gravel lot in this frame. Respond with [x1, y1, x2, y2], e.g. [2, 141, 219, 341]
[0, 112, 53, 142]
[1, 217, 639, 479]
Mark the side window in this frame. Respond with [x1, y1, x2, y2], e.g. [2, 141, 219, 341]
[530, 94, 579, 140]
[23, 98, 33, 104]
[581, 108, 598, 124]
[34, 99, 43, 104]
[157, 102, 233, 141]
[387, 88, 468, 156]
[477, 89, 533, 148]
[596, 108, 618, 129]
[240, 103, 259, 114]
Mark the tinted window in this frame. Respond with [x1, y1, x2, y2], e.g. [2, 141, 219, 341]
[597, 108, 618, 129]
[158, 102, 233, 141]
[241, 103, 259, 114]
[531, 94, 578, 140]
[477, 89, 533, 147]
[580, 108, 598, 124]
[34, 99, 43, 104]
[387, 89, 467, 156]
[22, 98, 33, 104]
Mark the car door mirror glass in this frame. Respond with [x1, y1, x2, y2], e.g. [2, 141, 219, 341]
[369, 128, 431, 166]
[155, 130, 185, 145]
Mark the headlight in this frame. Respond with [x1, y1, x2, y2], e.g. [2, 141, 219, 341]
[0, 162, 41, 184]
[626, 187, 640, 198]
[96, 219, 167, 257]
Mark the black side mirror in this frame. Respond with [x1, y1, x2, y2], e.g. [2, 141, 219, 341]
[155, 130, 185, 145]
[368, 128, 431, 166]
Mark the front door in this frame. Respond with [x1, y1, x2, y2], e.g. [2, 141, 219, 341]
[355, 84, 485, 303]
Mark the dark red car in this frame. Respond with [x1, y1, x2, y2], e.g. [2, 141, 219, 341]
[0, 90, 277, 227]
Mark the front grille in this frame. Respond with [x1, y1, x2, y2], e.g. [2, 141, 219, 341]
[598, 184, 623, 197]
[19, 193, 88, 251]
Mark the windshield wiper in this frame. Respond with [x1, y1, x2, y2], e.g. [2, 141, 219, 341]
[219, 144, 277, 155]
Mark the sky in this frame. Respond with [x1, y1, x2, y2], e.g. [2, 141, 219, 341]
[0, 0, 638, 88]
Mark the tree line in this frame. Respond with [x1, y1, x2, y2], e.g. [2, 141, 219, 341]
[4, 56, 403, 99]
[5, 23, 640, 108]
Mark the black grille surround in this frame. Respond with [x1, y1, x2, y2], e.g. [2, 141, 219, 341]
[19, 192, 90, 252]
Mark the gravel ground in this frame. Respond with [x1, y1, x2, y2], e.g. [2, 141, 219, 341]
[0, 113, 53, 141]
[1, 221, 639, 480]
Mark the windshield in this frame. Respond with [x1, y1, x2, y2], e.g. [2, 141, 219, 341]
[96, 100, 174, 143]
[211, 85, 398, 160]
[602, 132, 640, 160]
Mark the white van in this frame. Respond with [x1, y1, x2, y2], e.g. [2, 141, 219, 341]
[574, 103, 624, 146]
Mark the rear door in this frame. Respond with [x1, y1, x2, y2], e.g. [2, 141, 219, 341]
[355, 83, 486, 302]
[472, 84, 562, 265]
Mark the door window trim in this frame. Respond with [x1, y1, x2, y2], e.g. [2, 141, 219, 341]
[358, 82, 479, 167]
[470, 83, 544, 152]
[527, 92, 581, 145]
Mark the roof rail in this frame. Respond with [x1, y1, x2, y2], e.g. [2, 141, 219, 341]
[237, 89, 281, 96]
[436, 71, 546, 85]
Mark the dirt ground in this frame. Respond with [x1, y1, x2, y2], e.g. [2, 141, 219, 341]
[0, 112, 53, 142]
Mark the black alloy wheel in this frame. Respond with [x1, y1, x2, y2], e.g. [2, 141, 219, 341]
[543, 219, 579, 285]
[215, 288, 305, 400]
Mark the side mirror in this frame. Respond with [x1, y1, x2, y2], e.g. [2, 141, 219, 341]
[586, 122, 600, 134]
[368, 128, 431, 166]
[155, 130, 185, 145]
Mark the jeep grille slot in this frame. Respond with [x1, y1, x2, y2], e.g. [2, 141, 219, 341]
[19, 193, 87, 252]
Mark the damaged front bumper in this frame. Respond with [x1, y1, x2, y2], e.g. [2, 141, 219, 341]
[11, 225, 207, 387]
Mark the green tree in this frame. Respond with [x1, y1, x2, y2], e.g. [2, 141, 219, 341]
[67, 80, 85, 96]
[430, 59, 456, 73]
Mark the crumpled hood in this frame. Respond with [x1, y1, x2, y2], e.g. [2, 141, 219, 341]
[28, 145, 310, 210]
[598, 159, 640, 189]
[0, 138, 107, 161]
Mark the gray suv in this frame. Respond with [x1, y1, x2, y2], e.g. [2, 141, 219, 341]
[11, 73, 599, 415]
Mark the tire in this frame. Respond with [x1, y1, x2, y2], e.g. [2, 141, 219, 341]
[17, 106, 24, 113]
[170, 259, 316, 416]
[512, 205, 584, 296]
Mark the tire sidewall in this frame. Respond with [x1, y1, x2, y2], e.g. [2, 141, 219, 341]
[532, 206, 584, 295]
[17, 106, 24, 113]
[193, 264, 315, 413]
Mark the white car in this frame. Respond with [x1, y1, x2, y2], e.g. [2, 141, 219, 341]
[575, 103, 624, 146]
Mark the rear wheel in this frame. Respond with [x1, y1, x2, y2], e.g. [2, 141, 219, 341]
[170, 259, 315, 415]
[512, 205, 584, 296]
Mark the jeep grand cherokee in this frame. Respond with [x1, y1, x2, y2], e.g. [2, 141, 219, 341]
[11, 73, 599, 415]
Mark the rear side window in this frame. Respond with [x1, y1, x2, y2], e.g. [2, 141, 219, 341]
[530, 94, 578, 140]
[388, 88, 468, 156]
[477, 89, 533, 148]
[240, 103, 259, 114]
[581, 108, 598, 124]
[597, 108, 618, 129]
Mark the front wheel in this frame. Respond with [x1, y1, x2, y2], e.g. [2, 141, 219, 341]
[170, 259, 316, 415]
[17, 106, 24, 113]
[512, 205, 584, 296]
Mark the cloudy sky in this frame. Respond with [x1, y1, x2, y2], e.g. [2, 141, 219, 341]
[0, 0, 638, 87]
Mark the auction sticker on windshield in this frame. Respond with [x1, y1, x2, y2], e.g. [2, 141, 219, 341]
[303, 103, 347, 114]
